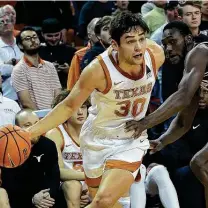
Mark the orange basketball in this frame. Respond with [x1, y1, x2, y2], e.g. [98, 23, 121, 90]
[0, 124, 31, 168]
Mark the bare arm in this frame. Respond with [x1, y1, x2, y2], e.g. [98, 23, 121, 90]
[45, 129, 85, 181]
[17, 90, 37, 110]
[140, 44, 208, 130]
[29, 59, 105, 138]
[159, 95, 199, 146]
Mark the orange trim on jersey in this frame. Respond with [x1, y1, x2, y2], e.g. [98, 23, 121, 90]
[146, 48, 157, 78]
[105, 160, 142, 173]
[56, 127, 65, 152]
[108, 48, 145, 81]
[97, 55, 112, 94]
[63, 123, 80, 147]
[85, 175, 102, 188]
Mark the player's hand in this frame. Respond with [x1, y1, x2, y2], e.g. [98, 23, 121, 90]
[149, 139, 164, 155]
[80, 189, 90, 207]
[33, 189, 55, 208]
[125, 120, 144, 139]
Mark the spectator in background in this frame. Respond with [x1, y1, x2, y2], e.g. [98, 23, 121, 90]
[78, 0, 115, 40]
[143, 0, 167, 37]
[113, 0, 129, 14]
[179, 1, 208, 43]
[0, 7, 23, 102]
[200, 1, 208, 31]
[151, 1, 180, 45]
[12, 27, 61, 110]
[0, 74, 21, 126]
[46, 90, 91, 208]
[39, 18, 76, 89]
[67, 18, 100, 90]
[1, 109, 60, 208]
[80, 16, 112, 71]
[2, 4, 19, 37]
[141, 0, 155, 16]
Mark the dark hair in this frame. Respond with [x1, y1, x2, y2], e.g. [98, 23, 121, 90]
[42, 18, 62, 34]
[164, 1, 178, 11]
[94, 16, 112, 36]
[110, 11, 149, 45]
[51, 90, 91, 109]
[163, 21, 192, 36]
[16, 26, 38, 46]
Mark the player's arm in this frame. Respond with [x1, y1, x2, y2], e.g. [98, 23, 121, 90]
[140, 44, 208, 130]
[45, 129, 85, 181]
[29, 59, 105, 139]
[158, 95, 199, 147]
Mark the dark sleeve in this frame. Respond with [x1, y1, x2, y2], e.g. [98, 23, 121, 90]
[80, 50, 99, 71]
[43, 140, 60, 199]
[77, 2, 93, 39]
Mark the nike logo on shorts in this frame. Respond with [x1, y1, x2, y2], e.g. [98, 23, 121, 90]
[193, 124, 200, 130]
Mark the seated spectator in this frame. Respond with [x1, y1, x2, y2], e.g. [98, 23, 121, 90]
[2, 4, 20, 37]
[143, 0, 167, 37]
[39, 18, 76, 89]
[67, 18, 100, 90]
[151, 1, 180, 45]
[113, 0, 129, 15]
[141, 1, 155, 16]
[12, 27, 61, 110]
[46, 90, 90, 208]
[179, 1, 208, 42]
[200, 1, 208, 31]
[0, 7, 23, 101]
[80, 15, 112, 71]
[77, 1, 115, 40]
[1, 109, 60, 208]
[0, 74, 21, 126]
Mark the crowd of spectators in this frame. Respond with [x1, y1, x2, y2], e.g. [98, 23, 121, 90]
[1, 1, 208, 208]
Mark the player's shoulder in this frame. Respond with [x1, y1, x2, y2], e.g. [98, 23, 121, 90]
[146, 39, 165, 69]
[45, 128, 63, 148]
[193, 42, 208, 54]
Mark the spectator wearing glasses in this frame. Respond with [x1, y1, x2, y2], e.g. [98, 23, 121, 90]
[0, 7, 23, 102]
[11, 27, 61, 110]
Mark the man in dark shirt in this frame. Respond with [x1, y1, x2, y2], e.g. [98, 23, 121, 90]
[39, 18, 76, 88]
[80, 16, 112, 71]
[1, 109, 60, 208]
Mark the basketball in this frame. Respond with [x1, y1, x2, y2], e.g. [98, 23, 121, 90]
[0, 124, 31, 168]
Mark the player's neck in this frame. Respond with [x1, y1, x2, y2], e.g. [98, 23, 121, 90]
[190, 27, 200, 37]
[65, 121, 82, 143]
[118, 56, 143, 74]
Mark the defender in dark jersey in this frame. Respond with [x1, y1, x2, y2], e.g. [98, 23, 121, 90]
[126, 21, 208, 207]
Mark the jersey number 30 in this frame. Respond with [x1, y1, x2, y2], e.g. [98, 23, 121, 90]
[115, 97, 146, 117]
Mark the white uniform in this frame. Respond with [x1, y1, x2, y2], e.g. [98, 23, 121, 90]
[58, 124, 83, 172]
[80, 47, 157, 180]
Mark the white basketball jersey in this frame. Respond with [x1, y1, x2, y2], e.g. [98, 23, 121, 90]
[58, 124, 83, 172]
[81, 47, 156, 141]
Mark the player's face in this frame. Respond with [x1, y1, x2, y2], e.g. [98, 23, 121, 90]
[182, 5, 201, 29]
[69, 104, 88, 125]
[43, 32, 61, 46]
[199, 87, 208, 109]
[113, 26, 147, 66]
[162, 29, 185, 64]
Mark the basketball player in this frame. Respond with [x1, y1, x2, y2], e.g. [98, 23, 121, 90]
[27, 11, 164, 208]
[125, 21, 208, 207]
[46, 90, 91, 208]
